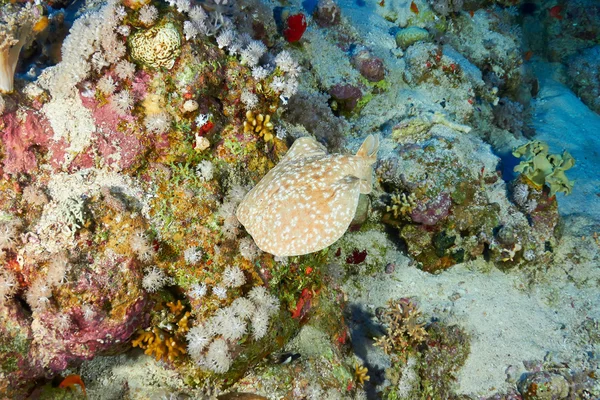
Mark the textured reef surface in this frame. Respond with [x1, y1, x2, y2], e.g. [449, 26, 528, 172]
[0, 0, 598, 399]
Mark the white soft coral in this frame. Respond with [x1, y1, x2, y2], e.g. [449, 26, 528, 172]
[0, 3, 43, 93]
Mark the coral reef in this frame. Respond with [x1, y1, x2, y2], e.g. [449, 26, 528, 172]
[0, 0, 594, 397]
[566, 45, 600, 114]
[445, 8, 523, 95]
[493, 97, 533, 139]
[378, 126, 556, 272]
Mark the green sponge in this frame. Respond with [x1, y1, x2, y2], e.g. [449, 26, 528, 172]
[513, 140, 575, 197]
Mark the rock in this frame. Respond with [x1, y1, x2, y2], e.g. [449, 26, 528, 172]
[518, 371, 569, 400]
[352, 49, 386, 82]
[351, 194, 371, 227]
[313, 0, 341, 27]
[395, 27, 430, 50]
[329, 84, 362, 113]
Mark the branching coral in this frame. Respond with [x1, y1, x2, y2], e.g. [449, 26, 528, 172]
[386, 192, 417, 219]
[0, 3, 44, 93]
[132, 327, 188, 362]
[375, 298, 427, 359]
[354, 362, 370, 386]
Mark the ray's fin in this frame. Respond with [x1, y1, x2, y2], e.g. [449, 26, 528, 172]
[355, 135, 380, 194]
[282, 136, 328, 162]
[356, 134, 380, 161]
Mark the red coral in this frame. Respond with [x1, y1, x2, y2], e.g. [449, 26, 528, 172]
[346, 249, 367, 264]
[284, 13, 307, 43]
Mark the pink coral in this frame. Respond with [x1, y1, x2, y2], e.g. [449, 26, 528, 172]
[1, 110, 52, 175]
[80, 92, 145, 170]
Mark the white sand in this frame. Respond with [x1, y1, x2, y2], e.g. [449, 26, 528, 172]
[531, 62, 600, 221]
[343, 216, 600, 396]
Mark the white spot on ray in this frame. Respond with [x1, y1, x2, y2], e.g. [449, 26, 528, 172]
[236, 135, 379, 257]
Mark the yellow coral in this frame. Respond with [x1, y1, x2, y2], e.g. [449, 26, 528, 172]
[386, 192, 416, 218]
[354, 362, 370, 386]
[132, 299, 191, 362]
[132, 327, 187, 362]
[244, 111, 274, 142]
[177, 311, 191, 335]
[167, 300, 185, 315]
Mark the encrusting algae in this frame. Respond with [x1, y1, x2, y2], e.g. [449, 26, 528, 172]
[236, 135, 380, 257]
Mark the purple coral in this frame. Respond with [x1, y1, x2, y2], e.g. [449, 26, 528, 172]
[409, 193, 452, 226]
[329, 84, 362, 113]
[313, 0, 341, 27]
[352, 49, 386, 82]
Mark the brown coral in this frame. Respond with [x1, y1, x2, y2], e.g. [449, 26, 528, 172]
[375, 298, 427, 359]
[128, 21, 182, 69]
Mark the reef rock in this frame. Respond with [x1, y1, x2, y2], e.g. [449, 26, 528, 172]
[379, 124, 559, 272]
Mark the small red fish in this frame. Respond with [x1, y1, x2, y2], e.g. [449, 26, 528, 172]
[549, 5, 563, 20]
[524, 50, 533, 61]
[59, 374, 87, 397]
[469, 10, 474, 17]
[410, 1, 419, 14]
[379, 0, 385, 7]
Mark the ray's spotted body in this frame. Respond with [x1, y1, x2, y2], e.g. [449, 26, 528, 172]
[236, 135, 380, 257]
